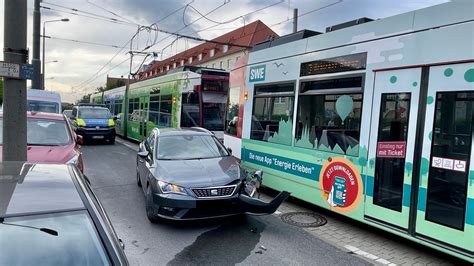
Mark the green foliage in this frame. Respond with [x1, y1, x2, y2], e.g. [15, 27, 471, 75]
[106, 79, 125, 90]
[76, 94, 91, 104]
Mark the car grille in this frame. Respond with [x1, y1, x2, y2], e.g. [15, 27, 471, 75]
[192, 185, 237, 198]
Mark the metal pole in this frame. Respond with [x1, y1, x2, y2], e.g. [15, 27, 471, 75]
[31, 0, 41, 89]
[293, 8, 298, 33]
[42, 23, 45, 90]
[3, 0, 28, 161]
[123, 51, 132, 139]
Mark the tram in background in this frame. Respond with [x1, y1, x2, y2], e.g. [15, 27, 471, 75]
[91, 66, 229, 141]
[224, 1, 474, 262]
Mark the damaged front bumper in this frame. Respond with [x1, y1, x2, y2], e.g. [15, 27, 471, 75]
[151, 191, 290, 220]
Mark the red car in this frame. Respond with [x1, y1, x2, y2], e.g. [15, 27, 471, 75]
[0, 112, 84, 172]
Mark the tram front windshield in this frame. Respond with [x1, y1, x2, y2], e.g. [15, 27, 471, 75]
[202, 92, 226, 131]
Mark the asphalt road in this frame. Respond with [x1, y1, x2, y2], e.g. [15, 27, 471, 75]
[81, 141, 370, 266]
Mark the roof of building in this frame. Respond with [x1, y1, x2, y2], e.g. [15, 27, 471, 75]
[0, 163, 85, 217]
[138, 20, 278, 80]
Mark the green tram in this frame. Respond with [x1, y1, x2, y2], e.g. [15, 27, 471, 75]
[224, 1, 474, 262]
[91, 66, 229, 142]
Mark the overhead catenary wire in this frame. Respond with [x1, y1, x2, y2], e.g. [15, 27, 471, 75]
[85, 0, 138, 25]
[73, 1, 227, 93]
[41, 2, 137, 27]
[46, 35, 122, 48]
[71, 2, 193, 91]
[74, 0, 342, 95]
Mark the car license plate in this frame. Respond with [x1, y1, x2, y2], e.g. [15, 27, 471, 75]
[92, 136, 104, 139]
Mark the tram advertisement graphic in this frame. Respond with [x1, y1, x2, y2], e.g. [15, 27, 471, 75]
[320, 158, 363, 212]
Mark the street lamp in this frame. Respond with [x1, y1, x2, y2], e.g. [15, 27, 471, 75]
[42, 18, 69, 90]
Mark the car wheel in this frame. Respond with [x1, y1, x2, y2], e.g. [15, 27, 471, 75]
[145, 185, 160, 223]
[136, 172, 142, 187]
[108, 138, 115, 145]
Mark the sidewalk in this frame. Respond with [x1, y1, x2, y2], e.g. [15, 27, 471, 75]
[115, 137, 466, 265]
[261, 190, 468, 265]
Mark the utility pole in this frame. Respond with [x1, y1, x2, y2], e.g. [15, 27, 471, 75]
[3, 0, 28, 161]
[293, 8, 298, 33]
[123, 43, 133, 139]
[32, 0, 41, 89]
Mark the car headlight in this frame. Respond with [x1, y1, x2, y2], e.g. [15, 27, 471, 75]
[66, 154, 79, 165]
[157, 180, 187, 195]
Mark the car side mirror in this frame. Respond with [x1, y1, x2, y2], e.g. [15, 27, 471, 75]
[138, 150, 149, 158]
[113, 116, 117, 121]
[119, 239, 125, 250]
[227, 147, 232, 155]
[76, 135, 83, 145]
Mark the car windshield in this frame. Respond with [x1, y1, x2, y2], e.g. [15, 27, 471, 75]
[78, 108, 111, 119]
[27, 100, 59, 113]
[157, 134, 229, 160]
[0, 210, 111, 265]
[0, 119, 71, 145]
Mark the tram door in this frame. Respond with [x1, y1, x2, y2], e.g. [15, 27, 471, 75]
[365, 68, 422, 229]
[138, 95, 149, 141]
[366, 63, 474, 251]
[414, 63, 474, 251]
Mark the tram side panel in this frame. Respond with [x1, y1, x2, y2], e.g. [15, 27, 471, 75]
[238, 7, 474, 261]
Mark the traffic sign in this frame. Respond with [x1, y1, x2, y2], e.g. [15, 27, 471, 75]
[20, 64, 34, 80]
[0, 61, 20, 79]
[0, 61, 35, 80]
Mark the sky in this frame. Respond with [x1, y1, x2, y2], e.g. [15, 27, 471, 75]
[0, 0, 449, 103]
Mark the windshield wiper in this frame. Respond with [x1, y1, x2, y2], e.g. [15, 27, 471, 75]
[27, 143, 47, 146]
[0, 218, 58, 236]
[27, 143, 61, 147]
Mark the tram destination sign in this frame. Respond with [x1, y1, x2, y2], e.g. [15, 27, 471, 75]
[300, 53, 367, 76]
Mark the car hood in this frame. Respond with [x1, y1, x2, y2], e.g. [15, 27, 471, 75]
[153, 156, 243, 188]
[0, 144, 77, 163]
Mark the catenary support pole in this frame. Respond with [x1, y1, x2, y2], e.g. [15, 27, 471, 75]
[3, 0, 28, 161]
[32, 0, 41, 89]
[293, 8, 298, 33]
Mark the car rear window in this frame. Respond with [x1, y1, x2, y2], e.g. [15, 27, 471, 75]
[0, 210, 111, 265]
[0, 119, 72, 145]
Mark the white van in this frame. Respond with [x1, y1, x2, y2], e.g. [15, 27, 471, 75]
[27, 89, 61, 113]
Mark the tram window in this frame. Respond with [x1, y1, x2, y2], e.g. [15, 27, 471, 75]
[373, 93, 411, 212]
[226, 87, 240, 136]
[149, 95, 172, 127]
[128, 98, 139, 115]
[425, 92, 473, 230]
[251, 88, 295, 146]
[295, 94, 362, 155]
[114, 102, 122, 115]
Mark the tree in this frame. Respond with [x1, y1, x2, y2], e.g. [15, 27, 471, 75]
[76, 94, 91, 104]
[106, 79, 125, 91]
